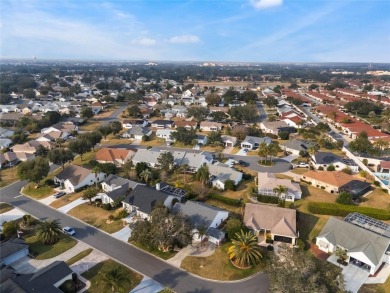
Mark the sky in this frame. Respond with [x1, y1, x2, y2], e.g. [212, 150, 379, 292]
[1, 0, 389, 62]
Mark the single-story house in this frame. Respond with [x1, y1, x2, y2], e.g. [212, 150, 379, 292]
[301, 170, 371, 198]
[0, 152, 19, 169]
[0, 238, 29, 266]
[122, 119, 148, 129]
[244, 204, 298, 245]
[316, 217, 390, 275]
[200, 121, 223, 132]
[122, 184, 182, 219]
[258, 172, 302, 202]
[241, 136, 272, 150]
[209, 164, 243, 190]
[54, 164, 106, 193]
[311, 152, 359, 173]
[122, 126, 152, 140]
[377, 161, 390, 173]
[11, 140, 53, 154]
[0, 261, 74, 293]
[260, 121, 294, 135]
[196, 135, 208, 145]
[221, 135, 237, 148]
[95, 147, 135, 166]
[150, 120, 175, 129]
[174, 120, 198, 130]
[156, 129, 176, 143]
[0, 138, 12, 149]
[0, 127, 15, 138]
[172, 201, 229, 245]
[281, 139, 317, 156]
[99, 175, 139, 206]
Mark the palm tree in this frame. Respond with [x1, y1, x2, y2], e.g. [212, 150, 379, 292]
[374, 138, 389, 156]
[258, 142, 269, 163]
[92, 165, 101, 187]
[273, 185, 288, 199]
[98, 267, 127, 293]
[228, 230, 262, 268]
[140, 168, 152, 184]
[180, 164, 189, 184]
[195, 165, 210, 187]
[308, 145, 319, 157]
[36, 219, 62, 245]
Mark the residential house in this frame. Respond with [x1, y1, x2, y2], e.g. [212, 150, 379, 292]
[221, 135, 237, 148]
[122, 119, 148, 129]
[257, 172, 302, 202]
[95, 148, 135, 166]
[0, 127, 15, 138]
[172, 201, 229, 245]
[311, 151, 359, 173]
[42, 122, 78, 134]
[316, 217, 390, 275]
[11, 140, 53, 154]
[281, 139, 316, 156]
[150, 120, 175, 129]
[260, 121, 292, 136]
[196, 135, 208, 145]
[122, 126, 152, 140]
[301, 170, 371, 198]
[209, 164, 243, 190]
[0, 239, 29, 266]
[36, 131, 68, 142]
[200, 121, 222, 132]
[122, 184, 183, 219]
[228, 100, 247, 108]
[0, 152, 19, 169]
[209, 106, 229, 113]
[244, 204, 298, 245]
[0, 138, 12, 149]
[174, 120, 198, 130]
[377, 161, 390, 173]
[0, 261, 74, 293]
[54, 164, 106, 193]
[98, 175, 139, 205]
[241, 136, 272, 150]
[156, 129, 176, 143]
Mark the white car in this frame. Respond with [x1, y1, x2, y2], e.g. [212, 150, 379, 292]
[63, 227, 76, 236]
[297, 162, 309, 168]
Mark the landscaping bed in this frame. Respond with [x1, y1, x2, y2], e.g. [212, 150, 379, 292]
[67, 203, 125, 234]
[180, 242, 267, 281]
[66, 248, 93, 265]
[81, 259, 142, 293]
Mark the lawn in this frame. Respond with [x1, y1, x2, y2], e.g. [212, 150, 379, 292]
[360, 188, 390, 210]
[66, 248, 93, 265]
[0, 166, 19, 188]
[72, 151, 96, 166]
[230, 147, 241, 154]
[359, 276, 390, 293]
[82, 259, 142, 293]
[180, 242, 267, 281]
[297, 212, 330, 250]
[50, 191, 84, 209]
[130, 241, 177, 260]
[79, 120, 102, 131]
[68, 203, 125, 234]
[25, 234, 78, 260]
[290, 168, 309, 175]
[23, 184, 55, 199]
[0, 203, 14, 214]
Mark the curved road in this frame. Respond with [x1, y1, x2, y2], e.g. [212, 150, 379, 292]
[0, 181, 270, 293]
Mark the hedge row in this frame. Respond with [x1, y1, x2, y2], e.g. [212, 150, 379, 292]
[307, 202, 390, 220]
[256, 195, 279, 204]
[208, 193, 242, 207]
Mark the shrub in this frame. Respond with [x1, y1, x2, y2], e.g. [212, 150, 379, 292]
[318, 166, 324, 171]
[374, 181, 381, 187]
[362, 158, 368, 166]
[336, 192, 353, 205]
[242, 173, 252, 180]
[117, 209, 128, 219]
[326, 164, 335, 171]
[277, 199, 285, 207]
[142, 135, 150, 142]
[267, 245, 274, 251]
[320, 186, 325, 189]
[299, 150, 308, 157]
[108, 215, 114, 221]
[2, 221, 17, 238]
[288, 203, 296, 209]
[341, 167, 353, 175]
[224, 180, 236, 191]
[265, 133, 278, 139]
[278, 132, 290, 140]
[307, 202, 390, 220]
[95, 198, 102, 203]
[45, 178, 55, 186]
[256, 195, 279, 204]
[208, 193, 242, 206]
[102, 203, 111, 210]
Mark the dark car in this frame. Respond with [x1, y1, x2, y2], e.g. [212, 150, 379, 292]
[54, 191, 66, 198]
[239, 160, 249, 167]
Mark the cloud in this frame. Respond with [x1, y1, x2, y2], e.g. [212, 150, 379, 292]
[169, 35, 200, 44]
[249, 0, 283, 9]
[135, 38, 157, 46]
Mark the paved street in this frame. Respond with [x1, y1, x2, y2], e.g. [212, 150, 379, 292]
[100, 104, 128, 126]
[0, 181, 270, 293]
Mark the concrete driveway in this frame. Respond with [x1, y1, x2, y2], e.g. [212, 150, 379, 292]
[343, 264, 369, 293]
[0, 207, 25, 229]
[235, 148, 248, 156]
[58, 198, 87, 214]
[111, 226, 132, 241]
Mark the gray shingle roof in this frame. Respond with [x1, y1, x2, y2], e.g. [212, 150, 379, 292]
[0, 239, 28, 260]
[313, 151, 341, 164]
[122, 185, 170, 214]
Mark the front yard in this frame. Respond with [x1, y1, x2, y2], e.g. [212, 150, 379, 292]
[23, 184, 55, 199]
[82, 259, 143, 293]
[67, 203, 126, 234]
[0, 166, 18, 188]
[180, 242, 267, 281]
[0, 203, 14, 214]
[359, 277, 390, 293]
[50, 191, 84, 209]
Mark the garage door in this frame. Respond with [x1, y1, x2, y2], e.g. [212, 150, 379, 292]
[274, 235, 292, 244]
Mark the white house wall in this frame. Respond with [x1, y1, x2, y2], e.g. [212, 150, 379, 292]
[210, 211, 229, 229]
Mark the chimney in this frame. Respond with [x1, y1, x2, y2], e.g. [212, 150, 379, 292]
[156, 183, 160, 191]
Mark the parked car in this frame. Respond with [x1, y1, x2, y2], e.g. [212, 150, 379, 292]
[63, 227, 76, 236]
[239, 160, 249, 167]
[297, 162, 309, 168]
[53, 191, 66, 198]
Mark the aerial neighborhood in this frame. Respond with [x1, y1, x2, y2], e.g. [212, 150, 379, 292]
[1, 62, 390, 293]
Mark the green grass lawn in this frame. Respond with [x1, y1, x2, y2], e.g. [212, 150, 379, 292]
[180, 242, 267, 281]
[23, 184, 55, 199]
[72, 151, 96, 166]
[130, 241, 177, 260]
[0, 166, 18, 188]
[81, 259, 143, 293]
[359, 276, 390, 293]
[66, 248, 93, 265]
[0, 203, 14, 214]
[25, 234, 78, 260]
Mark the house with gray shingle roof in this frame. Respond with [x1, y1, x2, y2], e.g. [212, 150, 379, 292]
[98, 175, 140, 206]
[241, 136, 272, 150]
[122, 126, 152, 140]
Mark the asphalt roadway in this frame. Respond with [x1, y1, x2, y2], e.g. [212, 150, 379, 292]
[0, 181, 270, 293]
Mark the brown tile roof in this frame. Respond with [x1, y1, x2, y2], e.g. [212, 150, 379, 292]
[95, 148, 134, 163]
[301, 170, 357, 187]
[174, 120, 197, 128]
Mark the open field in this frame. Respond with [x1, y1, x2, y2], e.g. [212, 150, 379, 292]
[68, 203, 125, 234]
[82, 259, 142, 293]
[181, 242, 267, 281]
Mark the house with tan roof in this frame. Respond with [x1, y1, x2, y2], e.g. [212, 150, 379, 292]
[54, 164, 106, 193]
[200, 121, 222, 132]
[11, 141, 53, 154]
[174, 120, 198, 130]
[257, 172, 302, 202]
[244, 203, 298, 245]
[95, 148, 134, 166]
[301, 171, 371, 198]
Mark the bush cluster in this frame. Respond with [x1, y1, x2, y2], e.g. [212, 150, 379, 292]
[208, 193, 242, 206]
[256, 194, 279, 204]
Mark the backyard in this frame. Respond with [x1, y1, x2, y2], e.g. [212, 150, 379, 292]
[180, 242, 267, 281]
[67, 203, 126, 234]
[82, 259, 143, 293]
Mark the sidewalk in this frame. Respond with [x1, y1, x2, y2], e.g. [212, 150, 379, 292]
[167, 243, 216, 267]
[70, 249, 109, 274]
[58, 198, 87, 214]
[0, 207, 25, 229]
[130, 276, 164, 293]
